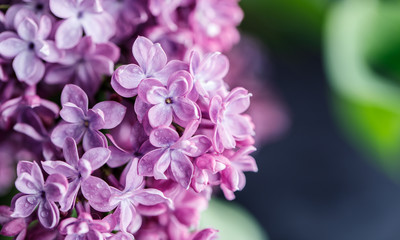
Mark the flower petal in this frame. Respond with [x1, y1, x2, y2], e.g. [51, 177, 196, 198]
[55, 18, 82, 49]
[111, 64, 145, 92]
[13, 51, 45, 85]
[41, 161, 77, 179]
[44, 174, 68, 202]
[82, 129, 107, 151]
[122, 159, 143, 192]
[92, 101, 127, 129]
[138, 149, 165, 177]
[59, 179, 80, 212]
[108, 146, 133, 168]
[167, 70, 192, 96]
[132, 189, 168, 206]
[172, 97, 198, 122]
[181, 136, 212, 157]
[11, 195, 40, 218]
[170, 150, 193, 189]
[49, 0, 76, 19]
[51, 122, 86, 148]
[61, 84, 88, 112]
[0, 37, 26, 58]
[81, 176, 114, 212]
[81, 147, 110, 171]
[81, 12, 115, 43]
[38, 201, 59, 229]
[149, 127, 179, 147]
[17, 18, 38, 41]
[60, 103, 85, 123]
[148, 104, 173, 128]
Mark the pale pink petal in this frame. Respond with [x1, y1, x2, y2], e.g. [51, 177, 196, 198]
[149, 127, 179, 147]
[55, 18, 82, 49]
[13, 51, 45, 85]
[51, 122, 86, 148]
[0, 37, 26, 58]
[44, 174, 68, 202]
[123, 159, 143, 192]
[146, 86, 168, 105]
[83, 129, 107, 151]
[153, 60, 188, 85]
[81, 176, 114, 212]
[49, 0, 76, 18]
[81, 12, 116, 43]
[41, 161, 78, 178]
[17, 18, 38, 41]
[181, 136, 212, 157]
[92, 101, 127, 129]
[167, 70, 192, 96]
[209, 95, 222, 124]
[172, 97, 198, 122]
[170, 150, 193, 189]
[111, 64, 145, 97]
[132, 36, 154, 70]
[132, 189, 168, 206]
[60, 103, 85, 123]
[35, 40, 62, 63]
[137, 78, 164, 103]
[148, 104, 173, 128]
[15, 173, 41, 194]
[154, 149, 172, 180]
[81, 147, 110, 171]
[38, 201, 59, 229]
[138, 149, 164, 177]
[146, 43, 167, 76]
[61, 84, 88, 112]
[59, 179, 80, 212]
[11, 195, 40, 218]
[225, 114, 254, 139]
[107, 146, 133, 168]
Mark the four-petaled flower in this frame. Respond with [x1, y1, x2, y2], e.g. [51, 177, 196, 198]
[51, 84, 126, 151]
[138, 120, 212, 189]
[42, 137, 110, 211]
[11, 161, 68, 229]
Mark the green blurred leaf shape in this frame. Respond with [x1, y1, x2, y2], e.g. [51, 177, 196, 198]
[326, 0, 400, 176]
[200, 198, 268, 240]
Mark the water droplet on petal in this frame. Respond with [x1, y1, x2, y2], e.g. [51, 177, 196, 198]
[27, 196, 36, 204]
[40, 211, 48, 218]
[96, 183, 102, 189]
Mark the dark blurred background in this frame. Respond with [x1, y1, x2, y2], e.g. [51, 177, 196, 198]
[234, 0, 400, 239]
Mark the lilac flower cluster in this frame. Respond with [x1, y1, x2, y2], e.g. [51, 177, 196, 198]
[0, 0, 261, 239]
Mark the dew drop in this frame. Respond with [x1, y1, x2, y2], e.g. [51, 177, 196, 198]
[27, 196, 36, 204]
[40, 211, 48, 218]
[96, 183, 102, 189]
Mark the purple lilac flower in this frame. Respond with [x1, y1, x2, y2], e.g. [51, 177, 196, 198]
[137, 70, 199, 128]
[189, 50, 229, 99]
[11, 161, 68, 229]
[4, 0, 51, 30]
[220, 146, 258, 200]
[103, 0, 148, 41]
[59, 203, 111, 239]
[0, 88, 59, 130]
[148, 0, 183, 31]
[45, 36, 120, 96]
[0, 206, 27, 239]
[190, 0, 243, 52]
[0, 15, 61, 85]
[49, 0, 116, 49]
[111, 36, 186, 97]
[82, 160, 170, 234]
[209, 87, 254, 152]
[51, 84, 126, 151]
[42, 137, 110, 211]
[138, 120, 212, 188]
